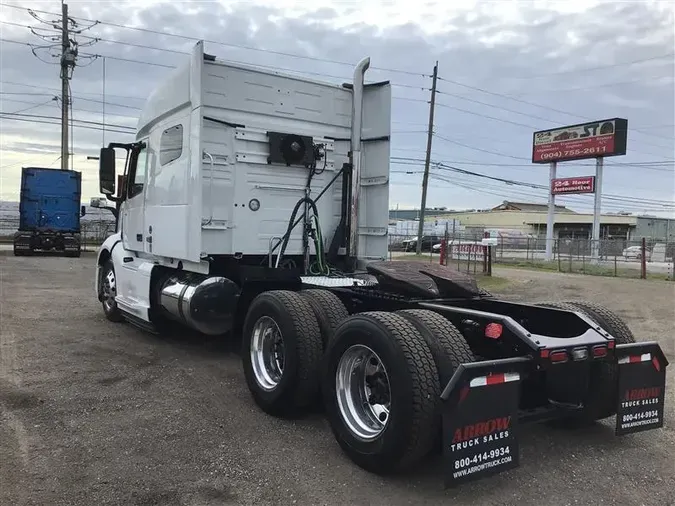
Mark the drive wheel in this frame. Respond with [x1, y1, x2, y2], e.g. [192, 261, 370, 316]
[299, 289, 349, 347]
[242, 290, 323, 416]
[537, 300, 635, 425]
[396, 309, 476, 450]
[100, 260, 124, 322]
[322, 312, 440, 474]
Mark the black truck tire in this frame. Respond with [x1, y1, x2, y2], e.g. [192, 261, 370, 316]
[396, 309, 476, 388]
[537, 300, 635, 425]
[100, 260, 124, 323]
[322, 311, 440, 474]
[13, 245, 31, 256]
[396, 309, 476, 451]
[241, 290, 323, 417]
[299, 289, 349, 347]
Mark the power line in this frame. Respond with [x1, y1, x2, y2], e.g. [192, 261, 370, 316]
[391, 156, 675, 206]
[436, 88, 556, 125]
[512, 74, 674, 95]
[0, 112, 135, 133]
[428, 174, 671, 213]
[433, 122, 673, 167]
[391, 169, 672, 213]
[395, 155, 675, 169]
[1, 97, 140, 122]
[501, 52, 675, 80]
[436, 73, 675, 146]
[433, 163, 675, 207]
[393, 169, 674, 212]
[432, 134, 531, 161]
[0, 81, 145, 107]
[0, 3, 430, 78]
[0, 114, 134, 135]
[434, 100, 535, 129]
[2, 34, 429, 94]
[3, 97, 56, 114]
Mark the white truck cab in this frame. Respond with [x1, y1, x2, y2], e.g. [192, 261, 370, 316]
[94, 40, 391, 333]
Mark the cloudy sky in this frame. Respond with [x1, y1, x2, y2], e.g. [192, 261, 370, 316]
[1, 0, 674, 216]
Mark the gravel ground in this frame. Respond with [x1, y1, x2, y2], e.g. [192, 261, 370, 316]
[1, 255, 674, 506]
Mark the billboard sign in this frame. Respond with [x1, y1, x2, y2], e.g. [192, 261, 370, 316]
[551, 176, 596, 195]
[532, 118, 628, 164]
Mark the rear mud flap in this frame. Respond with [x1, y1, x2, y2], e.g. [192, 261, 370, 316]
[440, 357, 530, 488]
[615, 342, 668, 436]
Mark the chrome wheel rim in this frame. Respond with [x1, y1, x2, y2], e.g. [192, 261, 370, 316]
[336, 344, 391, 441]
[102, 267, 117, 312]
[250, 316, 285, 391]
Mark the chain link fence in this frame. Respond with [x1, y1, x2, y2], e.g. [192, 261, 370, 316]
[388, 231, 675, 281]
[492, 236, 674, 280]
[0, 218, 116, 251]
[388, 232, 488, 275]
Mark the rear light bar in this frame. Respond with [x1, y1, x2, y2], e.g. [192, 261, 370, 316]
[549, 350, 568, 363]
[541, 344, 612, 363]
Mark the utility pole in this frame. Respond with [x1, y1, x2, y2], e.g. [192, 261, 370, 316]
[416, 61, 438, 255]
[61, 3, 75, 170]
[102, 56, 106, 146]
[29, 2, 95, 170]
[60, 1, 70, 170]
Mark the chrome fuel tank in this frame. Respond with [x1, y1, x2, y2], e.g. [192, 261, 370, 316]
[160, 272, 239, 335]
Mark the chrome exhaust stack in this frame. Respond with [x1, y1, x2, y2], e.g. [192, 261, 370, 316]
[348, 56, 370, 261]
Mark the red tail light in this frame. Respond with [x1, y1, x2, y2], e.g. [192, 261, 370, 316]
[549, 350, 568, 363]
[485, 323, 503, 339]
[607, 340, 615, 349]
[592, 345, 608, 358]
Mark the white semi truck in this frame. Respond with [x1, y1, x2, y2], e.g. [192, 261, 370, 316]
[92, 41, 668, 488]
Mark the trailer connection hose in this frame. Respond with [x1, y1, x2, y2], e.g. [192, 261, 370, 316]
[271, 143, 335, 274]
[308, 213, 330, 275]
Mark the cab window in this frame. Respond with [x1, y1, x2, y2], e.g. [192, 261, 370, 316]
[128, 144, 148, 199]
[160, 124, 183, 166]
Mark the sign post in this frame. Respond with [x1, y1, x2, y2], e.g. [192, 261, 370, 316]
[545, 162, 557, 261]
[532, 118, 628, 263]
[592, 157, 604, 262]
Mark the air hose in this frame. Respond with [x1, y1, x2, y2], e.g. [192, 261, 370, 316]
[276, 196, 320, 268]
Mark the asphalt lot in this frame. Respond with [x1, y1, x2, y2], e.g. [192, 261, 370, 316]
[1, 253, 674, 506]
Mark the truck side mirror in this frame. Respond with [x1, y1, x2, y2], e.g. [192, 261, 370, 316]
[81, 205, 86, 217]
[99, 147, 116, 195]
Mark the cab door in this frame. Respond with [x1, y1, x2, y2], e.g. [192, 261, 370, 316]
[121, 140, 149, 252]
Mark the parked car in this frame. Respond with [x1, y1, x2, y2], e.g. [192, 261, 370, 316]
[622, 245, 651, 261]
[399, 235, 441, 252]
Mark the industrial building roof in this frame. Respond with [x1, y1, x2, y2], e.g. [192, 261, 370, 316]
[491, 201, 575, 213]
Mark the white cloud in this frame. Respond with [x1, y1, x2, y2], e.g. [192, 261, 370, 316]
[0, 0, 673, 216]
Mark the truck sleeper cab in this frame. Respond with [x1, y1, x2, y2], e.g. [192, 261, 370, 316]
[93, 41, 668, 489]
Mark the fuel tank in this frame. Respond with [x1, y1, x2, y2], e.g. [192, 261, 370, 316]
[159, 272, 240, 335]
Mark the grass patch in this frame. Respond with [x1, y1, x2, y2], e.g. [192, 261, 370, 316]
[494, 260, 672, 281]
[475, 274, 511, 292]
